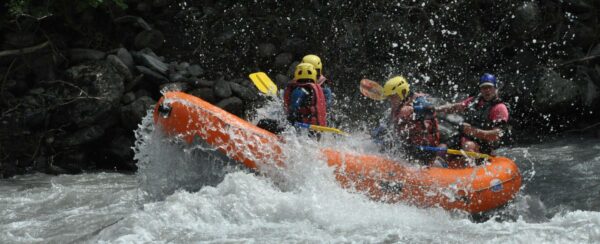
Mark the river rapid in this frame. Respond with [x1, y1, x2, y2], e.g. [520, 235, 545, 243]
[1, 113, 599, 243]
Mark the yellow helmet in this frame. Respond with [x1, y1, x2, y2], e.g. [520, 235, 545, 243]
[294, 63, 317, 83]
[302, 54, 322, 75]
[383, 76, 410, 100]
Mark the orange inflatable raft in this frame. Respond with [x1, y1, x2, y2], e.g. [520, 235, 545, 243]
[153, 91, 521, 214]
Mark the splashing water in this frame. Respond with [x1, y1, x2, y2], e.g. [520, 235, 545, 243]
[2, 101, 600, 243]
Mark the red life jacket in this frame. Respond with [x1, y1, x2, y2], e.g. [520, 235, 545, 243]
[392, 93, 440, 146]
[283, 82, 327, 126]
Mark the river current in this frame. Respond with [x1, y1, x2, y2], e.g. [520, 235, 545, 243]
[1, 112, 599, 243]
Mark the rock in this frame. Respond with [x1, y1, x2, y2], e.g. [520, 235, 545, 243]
[120, 96, 156, 130]
[337, 21, 363, 48]
[107, 54, 133, 81]
[216, 96, 244, 116]
[107, 135, 136, 170]
[135, 89, 153, 99]
[136, 65, 168, 85]
[116, 48, 136, 74]
[121, 92, 136, 104]
[562, 0, 594, 14]
[169, 72, 185, 82]
[160, 82, 189, 92]
[583, 78, 599, 106]
[177, 62, 190, 71]
[510, 2, 541, 40]
[258, 43, 277, 57]
[534, 69, 581, 108]
[573, 23, 597, 49]
[125, 74, 143, 92]
[230, 82, 257, 101]
[138, 48, 161, 59]
[152, 0, 172, 8]
[203, 7, 217, 18]
[213, 80, 232, 98]
[61, 125, 105, 147]
[136, 2, 152, 13]
[68, 49, 106, 63]
[45, 163, 70, 175]
[275, 73, 290, 88]
[187, 64, 204, 76]
[113, 15, 153, 31]
[593, 65, 600, 87]
[57, 61, 124, 127]
[136, 53, 168, 74]
[189, 88, 217, 104]
[280, 38, 306, 56]
[274, 52, 294, 68]
[134, 29, 165, 50]
[190, 79, 215, 88]
[216, 29, 235, 45]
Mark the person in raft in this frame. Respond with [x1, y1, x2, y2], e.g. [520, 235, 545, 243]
[256, 60, 330, 135]
[435, 73, 509, 165]
[380, 76, 441, 165]
[301, 54, 333, 109]
[283, 63, 328, 136]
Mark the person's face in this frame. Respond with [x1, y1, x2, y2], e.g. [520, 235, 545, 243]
[480, 85, 496, 101]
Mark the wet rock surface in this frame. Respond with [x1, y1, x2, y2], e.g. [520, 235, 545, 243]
[1, 0, 599, 177]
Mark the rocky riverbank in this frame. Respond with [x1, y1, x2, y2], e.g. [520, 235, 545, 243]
[1, 0, 599, 177]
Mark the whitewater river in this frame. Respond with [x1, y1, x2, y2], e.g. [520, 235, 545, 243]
[1, 119, 600, 243]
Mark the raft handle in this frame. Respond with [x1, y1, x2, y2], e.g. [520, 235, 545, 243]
[158, 103, 172, 118]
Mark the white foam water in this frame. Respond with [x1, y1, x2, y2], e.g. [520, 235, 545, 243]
[1, 105, 599, 243]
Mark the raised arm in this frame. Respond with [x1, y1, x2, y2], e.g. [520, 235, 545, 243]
[435, 102, 466, 114]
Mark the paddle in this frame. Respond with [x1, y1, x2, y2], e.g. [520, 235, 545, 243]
[249, 72, 278, 96]
[294, 122, 349, 136]
[417, 146, 493, 159]
[359, 79, 386, 101]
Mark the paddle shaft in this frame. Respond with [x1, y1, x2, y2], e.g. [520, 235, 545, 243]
[417, 146, 492, 159]
[294, 122, 349, 136]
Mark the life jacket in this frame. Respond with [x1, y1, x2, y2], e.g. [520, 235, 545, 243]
[463, 95, 508, 152]
[392, 93, 440, 147]
[283, 82, 327, 126]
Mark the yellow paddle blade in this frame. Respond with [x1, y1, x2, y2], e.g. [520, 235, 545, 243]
[249, 72, 278, 96]
[360, 79, 386, 101]
[309, 124, 349, 136]
[447, 149, 492, 159]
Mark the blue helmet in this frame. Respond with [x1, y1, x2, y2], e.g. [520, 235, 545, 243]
[479, 73, 497, 87]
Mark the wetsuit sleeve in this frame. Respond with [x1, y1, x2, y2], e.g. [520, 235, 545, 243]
[290, 88, 307, 113]
[461, 96, 475, 107]
[413, 96, 433, 113]
[323, 86, 333, 108]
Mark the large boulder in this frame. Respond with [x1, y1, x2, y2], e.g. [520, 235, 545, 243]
[534, 69, 581, 109]
[51, 60, 125, 127]
[120, 96, 156, 130]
